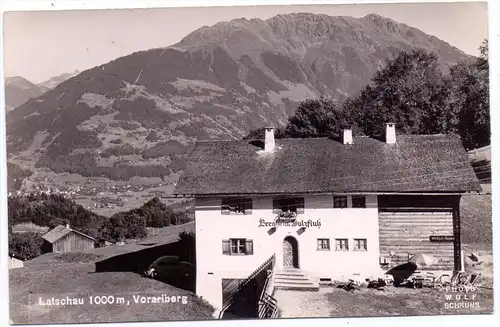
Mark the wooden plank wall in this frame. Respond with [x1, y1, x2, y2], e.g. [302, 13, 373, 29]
[53, 232, 95, 253]
[378, 195, 461, 271]
[379, 211, 454, 270]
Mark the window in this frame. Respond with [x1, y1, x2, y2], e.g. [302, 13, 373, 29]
[222, 239, 254, 255]
[273, 197, 305, 214]
[333, 196, 348, 208]
[354, 239, 367, 251]
[221, 198, 252, 215]
[335, 239, 349, 251]
[352, 196, 366, 208]
[317, 238, 330, 251]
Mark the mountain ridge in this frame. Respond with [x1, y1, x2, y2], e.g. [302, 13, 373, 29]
[5, 71, 81, 111]
[5, 13, 474, 213]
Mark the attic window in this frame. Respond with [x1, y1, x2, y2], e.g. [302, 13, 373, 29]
[273, 197, 305, 215]
[352, 196, 366, 208]
[221, 198, 252, 215]
[333, 196, 348, 208]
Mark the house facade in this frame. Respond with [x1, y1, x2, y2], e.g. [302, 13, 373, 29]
[174, 124, 481, 310]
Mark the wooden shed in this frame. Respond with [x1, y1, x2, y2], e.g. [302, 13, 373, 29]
[8, 253, 24, 269]
[41, 224, 96, 253]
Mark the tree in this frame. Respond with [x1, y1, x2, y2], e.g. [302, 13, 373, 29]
[243, 126, 287, 140]
[346, 49, 452, 136]
[446, 41, 489, 150]
[284, 97, 355, 138]
[9, 232, 44, 260]
[245, 44, 489, 150]
[477, 39, 488, 71]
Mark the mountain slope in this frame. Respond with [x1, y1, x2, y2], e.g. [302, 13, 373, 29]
[38, 70, 81, 90]
[5, 76, 48, 111]
[6, 13, 472, 209]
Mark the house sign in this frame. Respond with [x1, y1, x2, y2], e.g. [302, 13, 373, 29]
[429, 235, 454, 242]
[258, 218, 321, 229]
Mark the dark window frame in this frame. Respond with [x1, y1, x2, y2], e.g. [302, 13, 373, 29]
[333, 196, 348, 208]
[221, 198, 253, 215]
[335, 238, 349, 251]
[352, 196, 366, 208]
[353, 238, 368, 251]
[273, 197, 305, 215]
[317, 238, 331, 251]
[222, 238, 254, 255]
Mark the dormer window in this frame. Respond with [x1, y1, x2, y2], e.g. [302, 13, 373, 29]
[273, 197, 305, 215]
[221, 198, 252, 215]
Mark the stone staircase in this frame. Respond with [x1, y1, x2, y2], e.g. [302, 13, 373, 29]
[273, 267, 319, 291]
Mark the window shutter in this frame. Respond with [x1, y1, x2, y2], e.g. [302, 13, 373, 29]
[296, 198, 305, 214]
[221, 200, 230, 215]
[245, 239, 254, 255]
[244, 199, 252, 215]
[222, 240, 230, 255]
[272, 199, 280, 214]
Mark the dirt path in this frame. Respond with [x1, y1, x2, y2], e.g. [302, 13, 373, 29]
[274, 285, 493, 318]
[274, 289, 333, 318]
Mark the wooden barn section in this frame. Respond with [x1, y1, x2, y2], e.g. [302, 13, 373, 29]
[378, 195, 461, 271]
[41, 224, 96, 253]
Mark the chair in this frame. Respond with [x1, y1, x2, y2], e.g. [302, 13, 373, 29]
[449, 270, 463, 286]
[463, 273, 480, 287]
[433, 273, 451, 287]
[422, 271, 436, 287]
[456, 272, 470, 286]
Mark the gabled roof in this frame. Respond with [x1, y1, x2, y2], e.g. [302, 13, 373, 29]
[41, 225, 96, 243]
[174, 135, 481, 195]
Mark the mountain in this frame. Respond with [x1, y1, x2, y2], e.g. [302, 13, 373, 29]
[4, 71, 79, 111]
[4, 76, 48, 111]
[6, 13, 472, 210]
[38, 70, 81, 90]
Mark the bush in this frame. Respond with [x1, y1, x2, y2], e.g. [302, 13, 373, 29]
[100, 145, 141, 158]
[110, 138, 123, 144]
[98, 213, 148, 242]
[48, 218, 70, 229]
[9, 232, 44, 260]
[142, 141, 185, 159]
[146, 131, 159, 142]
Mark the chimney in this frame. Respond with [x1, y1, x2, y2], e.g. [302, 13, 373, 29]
[264, 127, 275, 152]
[66, 223, 70, 229]
[343, 128, 353, 145]
[386, 123, 396, 144]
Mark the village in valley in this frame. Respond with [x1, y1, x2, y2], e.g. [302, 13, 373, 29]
[4, 2, 494, 325]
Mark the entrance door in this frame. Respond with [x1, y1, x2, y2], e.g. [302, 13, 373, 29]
[283, 236, 299, 268]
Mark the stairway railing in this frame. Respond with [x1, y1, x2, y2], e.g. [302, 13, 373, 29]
[258, 293, 279, 318]
[218, 254, 276, 319]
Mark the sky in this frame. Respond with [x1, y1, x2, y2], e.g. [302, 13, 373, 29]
[3, 2, 488, 84]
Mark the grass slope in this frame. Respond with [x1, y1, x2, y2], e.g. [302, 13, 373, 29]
[460, 191, 492, 246]
[9, 261, 214, 324]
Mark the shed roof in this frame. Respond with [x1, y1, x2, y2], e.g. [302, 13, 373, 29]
[41, 225, 96, 243]
[174, 135, 481, 195]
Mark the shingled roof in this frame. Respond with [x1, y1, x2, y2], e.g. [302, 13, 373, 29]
[41, 225, 96, 243]
[174, 134, 481, 195]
